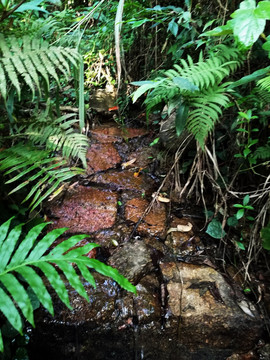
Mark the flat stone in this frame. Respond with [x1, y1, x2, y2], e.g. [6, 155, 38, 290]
[49, 186, 118, 234]
[86, 143, 121, 175]
[160, 262, 263, 350]
[91, 170, 155, 194]
[125, 198, 167, 238]
[108, 241, 153, 284]
[90, 126, 148, 143]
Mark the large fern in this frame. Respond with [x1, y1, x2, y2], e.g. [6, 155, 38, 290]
[132, 45, 243, 147]
[0, 34, 81, 101]
[0, 218, 136, 352]
[24, 114, 89, 168]
[0, 143, 85, 212]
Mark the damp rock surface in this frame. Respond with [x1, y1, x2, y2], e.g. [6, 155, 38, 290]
[160, 262, 263, 350]
[108, 240, 153, 284]
[48, 186, 118, 233]
[86, 143, 121, 174]
[34, 124, 265, 360]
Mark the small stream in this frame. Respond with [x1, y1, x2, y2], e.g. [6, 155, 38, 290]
[28, 123, 265, 360]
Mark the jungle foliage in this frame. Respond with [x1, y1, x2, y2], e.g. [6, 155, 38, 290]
[0, 0, 269, 355]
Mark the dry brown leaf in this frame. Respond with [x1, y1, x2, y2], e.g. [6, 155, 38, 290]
[121, 158, 136, 169]
[157, 195, 170, 203]
[167, 222, 193, 234]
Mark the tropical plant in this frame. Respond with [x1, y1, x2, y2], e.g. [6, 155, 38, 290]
[0, 143, 85, 212]
[23, 113, 89, 168]
[132, 44, 243, 147]
[0, 217, 136, 352]
[0, 34, 81, 101]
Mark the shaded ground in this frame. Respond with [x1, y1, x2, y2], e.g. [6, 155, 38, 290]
[29, 121, 269, 360]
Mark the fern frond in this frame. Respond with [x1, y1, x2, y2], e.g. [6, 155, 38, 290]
[254, 144, 270, 160]
[0, 35, 81, 100]
[257, 75, 270, 92]
[0, 219, 136, 352]
[187, 85, 230, 147]
[0, 143, 85, 211]
[25, 114, 89, 168]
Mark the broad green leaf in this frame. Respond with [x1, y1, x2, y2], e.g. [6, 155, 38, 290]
[206, 219, 226, 239]
[53, 261, 89, 301]
[254, 1, 270, 18]
[14, 0, 48, 13]
[201, 22, 233, 37]
[0, 287, 22, 334]
[231, 8, 266, 47]
[168, 19, 178, 37]
[233, 203, 244, 208]
[239, 0, 256, 10]
[175, 102, 189, 136]
[236, 208, 245, 219]
[0, 273, 34, 326]
[26, 227, 68, 261]
[36, 262, 72, 309]
[0, 224, 23, 272]
[243, 195, 250, 206]
[8, 223, 48, 268]
[132, 82, 158, 103]
[15, 266, 54, 315]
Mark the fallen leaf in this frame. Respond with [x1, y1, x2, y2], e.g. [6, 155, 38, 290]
[167, 222, 193, 234]
[134, 167, 143, 177]
[122, 158, 137, 169]
[48, 184, 66, 201]
[157, 195, 170, 203]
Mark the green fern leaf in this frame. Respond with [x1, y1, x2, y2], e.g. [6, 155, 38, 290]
[25, 114, 88, 168]
[0, 220, 136, 352]
[0, 143, 84, 211]
[0, 35, 81, 100]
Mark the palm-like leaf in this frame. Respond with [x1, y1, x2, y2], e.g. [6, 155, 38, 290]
[0, 218, 136, 352]
[0, 34, 81, 100]
[0, 143, 85, 211]
[25, 114, 89, 168]
[132, 45, 243, 147]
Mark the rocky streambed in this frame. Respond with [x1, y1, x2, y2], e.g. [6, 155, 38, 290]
[29, 123, 265, 360]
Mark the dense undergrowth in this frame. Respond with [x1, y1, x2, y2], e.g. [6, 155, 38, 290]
[0, 0, 269, 357]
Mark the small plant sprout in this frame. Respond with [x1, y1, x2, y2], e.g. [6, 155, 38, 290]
[233, 195, 254, 220]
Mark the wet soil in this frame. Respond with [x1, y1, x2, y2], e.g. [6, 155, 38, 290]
[28, 123, 268, 360]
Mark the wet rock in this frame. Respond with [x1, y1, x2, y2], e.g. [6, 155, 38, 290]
[29, 273, 161, 360]
[125, 198, 167, 238]
[127, 146, 157, 169]
[90, 86, 117, 113]
[108, 240, 153, 284]
[226, 350, 258, 359]
[165, 216, 203, 255]
[91, 169, 155, 194]
[90, 126, 147, 143]
[48, 186, 118, 234]
[94, 223, 131, 250]
[86, 143, 121, 175]
[160, 262, 263, 351]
